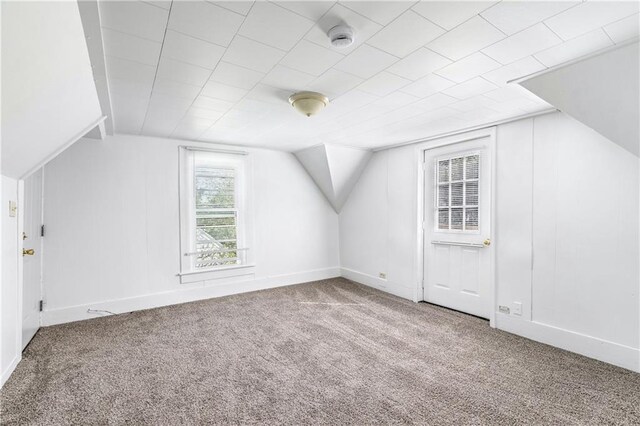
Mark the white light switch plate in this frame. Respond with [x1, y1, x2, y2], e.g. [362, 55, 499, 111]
[513, 302, 522, 316]
[8, 201, 17, 217]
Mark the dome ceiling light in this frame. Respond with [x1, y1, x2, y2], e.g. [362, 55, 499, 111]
[288, 91, 330, 117]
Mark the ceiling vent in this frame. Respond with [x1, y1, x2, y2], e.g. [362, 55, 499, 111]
[328, 24, 355, 48]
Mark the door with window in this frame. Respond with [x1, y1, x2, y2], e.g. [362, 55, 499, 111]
[423, 138, 493, 319]
[22, 169, 43, 349]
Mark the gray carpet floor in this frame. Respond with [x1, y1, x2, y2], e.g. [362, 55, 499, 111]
[1, 278, 639, 425]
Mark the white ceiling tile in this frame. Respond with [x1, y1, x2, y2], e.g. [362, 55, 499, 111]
[333, 44, 398, 79]
[153, 79, 202, 100]
[367, 10, 445, 58]
[412, 93, 458, 111]
[482, 56, 546, 86]
[534, 29, 613, 68]
[210, 1, 254, 16]
[245, 84, 292, 105]
[156, 57, 212, 86]
[148, 92, 194, 112]
[106, 56, 156, 85]
[99, 1, 168, 42]
[482, 23, 562, 65]
[192, 95, 235, 112]
[411, 1, 497, 30]
[435, 52, 500, 83]
[169, 1, 244, 47]
[108, 77, 153, 100]
[400, 73, 455, 98]
[210, 62, 265, 90]
[222, 36, 287, 73]
[427, 16, 505, 61]
[481, 1, 579, 35]
[142, 1, 171, 10]
[162, 30, 225, 70]
[111, 93, 148, 134]
[483, 85, 532, 102]
[441, 77, 497, 99]
[372, 91, 420, 109]
[604, 13, 640, 44]
[304, 4, 382, 55]
[261, 65, 317, 91]
[545, 1, 640, 41]
[447, 95, 503, 113]
[341, 1, 415, 26]
[102, 28, 161, 66]
[358, 71, 411, 97]
[308, 69, 364, 98]
[185, 107, 226, 124]
[387, 48, 452, 80]
[273, 1, 335, 21]
[239, 2, 314, 51]
[281, 39, 344, 76]
[201, 81, 248, 102]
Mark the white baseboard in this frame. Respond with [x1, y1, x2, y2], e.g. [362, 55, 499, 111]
[495, 313, 640, 373]
[42, 267, 340, 326]
[340, 267, 417, 301]
[1, 354, 21, 389]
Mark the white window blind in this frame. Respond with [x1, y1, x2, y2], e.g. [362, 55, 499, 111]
[436, 153, 480, 232]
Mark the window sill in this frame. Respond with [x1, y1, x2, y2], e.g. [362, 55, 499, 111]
[179, 264, 256, 284]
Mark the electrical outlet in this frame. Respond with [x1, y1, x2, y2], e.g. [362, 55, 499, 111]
[379, 272, 386, 279]
[513, 302, 522, 316]
[498, 305, 510, 314]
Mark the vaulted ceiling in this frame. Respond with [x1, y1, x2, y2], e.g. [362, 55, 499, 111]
[97, 0, 639, 150]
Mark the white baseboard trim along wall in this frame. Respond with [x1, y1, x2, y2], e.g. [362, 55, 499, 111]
[495, 313, 640, 373]
[42, 267, 340, 326]
[1, 355, 21, 388]
[342, 267, 639, 373]
[340, 267, 417, 302]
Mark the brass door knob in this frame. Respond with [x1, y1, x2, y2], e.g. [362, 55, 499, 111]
[483, 239, 491, 247]
[23, 248, 35, 256]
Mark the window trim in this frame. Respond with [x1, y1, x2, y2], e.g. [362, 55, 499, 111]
[178, 146, 255, 283]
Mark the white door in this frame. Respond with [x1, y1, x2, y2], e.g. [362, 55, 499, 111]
[423, 138, 493, 319]
[22, 169, 43, 349]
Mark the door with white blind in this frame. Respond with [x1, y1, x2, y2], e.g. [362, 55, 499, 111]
[423, 138, 493, 319]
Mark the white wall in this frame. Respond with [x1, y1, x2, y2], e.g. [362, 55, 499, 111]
[340, 112, 640, 372]
[1, 176, 20, 386]
[41, 135, 340, 324]
[1, 0, 102, 178]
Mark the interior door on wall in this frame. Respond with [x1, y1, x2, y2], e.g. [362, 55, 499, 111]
[423, 138, 493, 319]
[22, 169, 43, 349]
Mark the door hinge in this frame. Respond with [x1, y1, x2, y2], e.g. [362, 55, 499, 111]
[39, 300, 44, 312]
[41, 225, 45, 237]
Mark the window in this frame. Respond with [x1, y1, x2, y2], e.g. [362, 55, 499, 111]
[180, 148, 252, 279]
[435, 153, 480, 232]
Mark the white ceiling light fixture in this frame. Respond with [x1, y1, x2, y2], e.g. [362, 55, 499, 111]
[328, 24, 355, 48]
[288, 91, 330, 117]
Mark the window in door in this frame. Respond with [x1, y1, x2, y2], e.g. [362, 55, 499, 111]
[436, 153, 480, 232]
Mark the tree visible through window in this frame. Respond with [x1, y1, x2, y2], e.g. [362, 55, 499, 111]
[194, 166, 239, 269]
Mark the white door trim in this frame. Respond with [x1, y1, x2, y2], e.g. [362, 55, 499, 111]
[414, 127, 497, 327]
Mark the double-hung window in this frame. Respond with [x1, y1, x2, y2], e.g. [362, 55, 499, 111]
[179, 148, 253, 281]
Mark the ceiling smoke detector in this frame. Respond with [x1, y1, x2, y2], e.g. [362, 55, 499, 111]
[289, 92, 329, 117]
[328, 24, 355, 48]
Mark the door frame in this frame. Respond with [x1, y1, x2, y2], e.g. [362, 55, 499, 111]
[17, 168, 45, 350]
[414, 127, 497, 327]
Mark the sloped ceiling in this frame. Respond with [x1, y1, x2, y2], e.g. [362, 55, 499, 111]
[95, 1, 639, 150]
[1, 1, 103, 178]
[295, 144, 371, 212]
[519, 41, 639, 156]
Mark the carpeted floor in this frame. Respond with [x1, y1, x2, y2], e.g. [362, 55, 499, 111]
[1, 278, 639, 425]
